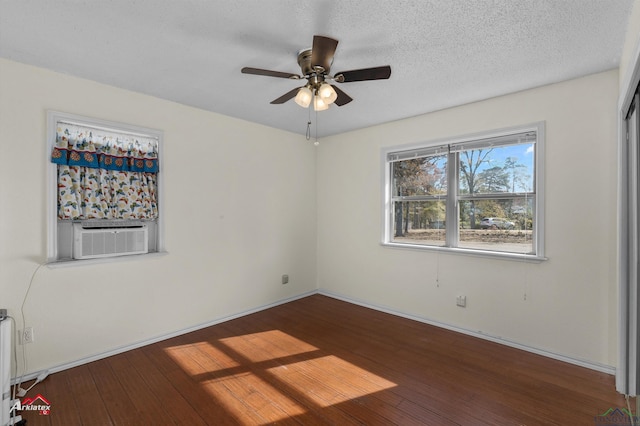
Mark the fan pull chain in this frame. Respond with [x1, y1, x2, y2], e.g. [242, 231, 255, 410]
[314, 108, 319, 146]
[306, 104, 312, 141]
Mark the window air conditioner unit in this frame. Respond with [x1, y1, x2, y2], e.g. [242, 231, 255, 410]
[73, 223, 148, 260]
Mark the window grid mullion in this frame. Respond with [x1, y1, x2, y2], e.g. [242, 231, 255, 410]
[446, 152, 458, 247]
[457, 192, 535, 201]
[391, 195, 447, 202]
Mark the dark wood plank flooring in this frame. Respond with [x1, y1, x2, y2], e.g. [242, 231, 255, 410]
[16, 294, 627, 425]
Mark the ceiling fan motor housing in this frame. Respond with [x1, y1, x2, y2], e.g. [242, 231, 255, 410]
[297, 48, 320, 76]
[298, 48, 334, 95]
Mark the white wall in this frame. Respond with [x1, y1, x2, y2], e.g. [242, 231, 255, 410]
[317, 70, 619, 367]
[0, 55, 623, 375]
[0, 58, 318, 374]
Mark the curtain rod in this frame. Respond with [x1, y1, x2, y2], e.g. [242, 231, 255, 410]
[56, 120, 159, 140]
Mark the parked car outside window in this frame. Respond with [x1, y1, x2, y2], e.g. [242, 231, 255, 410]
[479, 217, 515, 230]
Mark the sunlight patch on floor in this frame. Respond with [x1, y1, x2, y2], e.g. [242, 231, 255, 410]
[201, 371, 307, 421]
[165, 330, 395, 420]
[267, 355, 397, 407]
[163, 341, 240, 375]
[219, 329, 319, 362]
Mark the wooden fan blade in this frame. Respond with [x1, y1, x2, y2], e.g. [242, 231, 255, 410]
[311, 35, 339, 73]
[241, 67, 300, 79]
[270, 87, 301, 104]
[335, 65, 391, 82]
[331, 85, 353, 106]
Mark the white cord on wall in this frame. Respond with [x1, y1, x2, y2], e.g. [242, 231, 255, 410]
[14, 262, 47, 396]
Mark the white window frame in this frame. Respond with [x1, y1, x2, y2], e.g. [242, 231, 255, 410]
[46, 111, 166, 266]
[381, 122, 546, 262]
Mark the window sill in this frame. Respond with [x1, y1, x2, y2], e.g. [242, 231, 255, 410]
[46, 251, 169, 269]
[381, 242, 547, 263]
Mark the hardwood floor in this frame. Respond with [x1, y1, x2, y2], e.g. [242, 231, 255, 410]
[16, 294, 626, 425]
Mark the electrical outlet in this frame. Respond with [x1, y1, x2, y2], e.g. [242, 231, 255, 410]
[281, 274, 289, 285]
[22, 327, 34, 344]
[456, 295, 467, 308]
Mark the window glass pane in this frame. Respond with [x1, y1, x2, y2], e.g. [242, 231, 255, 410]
[458, 198, 534, 254]
[392, 155, 447, 197]
[459, 143, 534, 195]
[392, 201, 446, 246]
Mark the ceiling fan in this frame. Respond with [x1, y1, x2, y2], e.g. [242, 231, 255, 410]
[241, 35, 391, 111]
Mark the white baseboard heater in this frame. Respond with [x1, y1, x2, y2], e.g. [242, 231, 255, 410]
[1, 317, 21, 426]
[73, 223, 148, 260]
[1, 317, 9, 426]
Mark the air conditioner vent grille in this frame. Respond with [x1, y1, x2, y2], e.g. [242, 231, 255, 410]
[73, 224, 148, 260]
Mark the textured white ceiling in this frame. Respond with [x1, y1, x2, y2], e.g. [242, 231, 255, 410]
[0, 0, 634, 137]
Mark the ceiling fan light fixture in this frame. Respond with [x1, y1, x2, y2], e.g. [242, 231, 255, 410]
[318, 83, 337, 104]
[294, 86, 313, 108]
[313, 95, 329, 111]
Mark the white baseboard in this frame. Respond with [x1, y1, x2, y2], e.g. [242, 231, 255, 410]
[12, 290, 317, 384]
[14, 288, 615, 385]
[317, 289, 617, 375]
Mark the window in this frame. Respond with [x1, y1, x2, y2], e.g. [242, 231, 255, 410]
[47, 111, 164, 263]
[383, 123, 544, 260]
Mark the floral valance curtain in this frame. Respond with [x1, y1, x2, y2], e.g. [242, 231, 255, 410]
[51, 123, 159, 220]
[51, 123, 158, 172]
